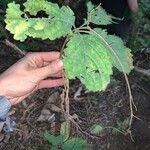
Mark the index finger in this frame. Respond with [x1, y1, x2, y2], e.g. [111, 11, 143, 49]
[27, 52, 60, 62]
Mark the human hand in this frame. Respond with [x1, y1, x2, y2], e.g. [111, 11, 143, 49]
[127, 0, 138, 13]
[0, 52, 64, 105]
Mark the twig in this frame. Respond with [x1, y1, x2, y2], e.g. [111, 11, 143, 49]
[0, 23, 8, 39]
[60, 35, 70, 58]
[60, 93, 101, 139]
[4, 39, 26, 56]
[22, 101, 28, 109]
[74, 85, 83, 101]
[68, 114, 101, 139]
[60, 78, 101, 139]
[134, 66, 150, 77]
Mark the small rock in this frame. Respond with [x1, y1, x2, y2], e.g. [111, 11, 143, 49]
[50, 104, 61, 113]
[37, 92, 61, 123]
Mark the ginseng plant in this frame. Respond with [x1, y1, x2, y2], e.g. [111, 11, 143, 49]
[5, 0, 135, 136]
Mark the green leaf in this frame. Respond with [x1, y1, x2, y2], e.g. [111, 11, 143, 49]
[63, 33, 113, 91]
[112, 128, 124, 135]
[24, 0, 60, 16]
[87, 2, 113, 25]
[117, 117, 130, 131]
[93, 28, 133, 74]
[87, 1, 95, 12]
[90, 124, 104, 135]
[5, 2, 29, 41]
[60, 121, 70, 142]
[44, 131, 63, 146]
[5, 1, 75, 41]
[51, 146, 58, 150]
[63, 138, 88, 150]
[112, 118, 130, 135]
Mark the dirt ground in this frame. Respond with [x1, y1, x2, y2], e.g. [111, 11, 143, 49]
[0, 41, 150, 150]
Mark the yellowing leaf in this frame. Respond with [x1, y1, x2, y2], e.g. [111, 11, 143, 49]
[24, 0, 60, 16]
[5, 2, 29, 41]
[5, 1, 75, 41]
[93, 28, 133, 74]
[60, 121, 70, 142]
[63, 33, 113, 91]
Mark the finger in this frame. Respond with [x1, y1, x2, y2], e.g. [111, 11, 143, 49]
[51, 71, 63, 77]
[26, 52, 60, 62]
[9, 88, 37, 105]
[43, 62, 50, 66]
[35, 59, 63, 80]
[38, 79, 64, 89]
[10, 93, 31, 105]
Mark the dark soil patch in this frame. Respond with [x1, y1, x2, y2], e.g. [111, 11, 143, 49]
[0, 42, 150, 150]
[0, 0, 149, 149]
[0, 43, 20, 73]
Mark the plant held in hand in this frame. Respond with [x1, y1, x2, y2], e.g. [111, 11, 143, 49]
[5, 0, 133, 91]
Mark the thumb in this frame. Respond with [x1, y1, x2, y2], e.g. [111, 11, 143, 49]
[35, 59, 63, 80]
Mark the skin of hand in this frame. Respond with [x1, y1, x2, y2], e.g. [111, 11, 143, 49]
[127, 0, 138, 13]
[0, 52, 64, 105]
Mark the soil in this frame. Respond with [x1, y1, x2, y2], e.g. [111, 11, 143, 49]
[0, 40, 150, 150]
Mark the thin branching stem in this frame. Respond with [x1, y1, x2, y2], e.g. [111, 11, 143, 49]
[74, 25, 137, 134]
[87, 27, 137, 130]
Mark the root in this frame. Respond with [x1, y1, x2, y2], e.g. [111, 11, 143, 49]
[61, 73, 102, 139]
[60, 72, 70, 134]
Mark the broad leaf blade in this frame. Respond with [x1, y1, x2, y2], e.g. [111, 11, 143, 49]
[107, 35, 133, 73]
[90, 124, 104, 135]
[87, 2, 113, 25]
[24, 0, 60, 16]
[93, 28, 133, 73]
[5, 1, 75, 41]
[63, 33, 113, 91]
[5, 2, 29, 41]
[44, 131, 63, 146]
[60, 121, 70, 142]
[63, 138, 88, 150]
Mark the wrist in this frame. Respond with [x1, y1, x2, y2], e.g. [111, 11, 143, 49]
[0, 96, 12, 122]
[0, 85, 7, 99]
[0, 78, 9, 99]
[0, 89, 6, 98]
